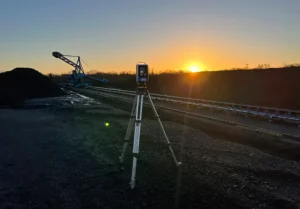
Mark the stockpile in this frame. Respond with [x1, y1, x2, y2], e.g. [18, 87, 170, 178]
[0, 68, 65, 107]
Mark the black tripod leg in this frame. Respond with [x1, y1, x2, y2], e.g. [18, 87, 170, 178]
[147, 91, 182, 166]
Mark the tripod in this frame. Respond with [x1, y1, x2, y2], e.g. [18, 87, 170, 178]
[119, 84, 181, 189]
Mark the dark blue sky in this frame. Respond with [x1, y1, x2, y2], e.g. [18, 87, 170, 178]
[0, 0, 299, 73]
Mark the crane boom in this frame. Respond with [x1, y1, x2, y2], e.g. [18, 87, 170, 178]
[52, 51, 84, 74]
[52, 51, 107, 87]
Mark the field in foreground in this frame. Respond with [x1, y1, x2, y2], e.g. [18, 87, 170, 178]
[0, 102, 300, 208]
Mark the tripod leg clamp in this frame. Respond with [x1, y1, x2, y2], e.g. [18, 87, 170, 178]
[132, 153, 140, 159]
[135, 119, 142, 124]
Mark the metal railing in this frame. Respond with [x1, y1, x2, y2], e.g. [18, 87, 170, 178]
[87, 86, 300, 124]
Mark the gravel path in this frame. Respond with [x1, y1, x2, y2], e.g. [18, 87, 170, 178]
[0, 105, 299, 208]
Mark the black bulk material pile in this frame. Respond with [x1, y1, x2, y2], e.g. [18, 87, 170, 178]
[0, 68, 65, 107]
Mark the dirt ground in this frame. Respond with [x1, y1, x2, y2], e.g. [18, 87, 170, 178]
[75, 88, 300, 162]
[1, 100, 300, 208]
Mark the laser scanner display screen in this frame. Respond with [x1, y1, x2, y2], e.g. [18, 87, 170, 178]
[139, 67, 147, 76]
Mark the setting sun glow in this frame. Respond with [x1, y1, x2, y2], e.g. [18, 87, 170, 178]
[185, 61, 204, 73]
[189, 66, 200, 73]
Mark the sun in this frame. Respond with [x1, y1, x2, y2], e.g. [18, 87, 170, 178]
[184, 62, 205, 73]
[189, 65, 200, 73]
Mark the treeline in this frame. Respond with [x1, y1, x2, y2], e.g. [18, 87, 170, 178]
[51, 66, 300, 109]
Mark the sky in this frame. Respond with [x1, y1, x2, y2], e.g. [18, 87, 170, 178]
[0, 0, 299, 74]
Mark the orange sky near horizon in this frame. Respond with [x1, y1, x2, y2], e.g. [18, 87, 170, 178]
[0, 1, 299, 74]
[0, 39, 297, 75]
